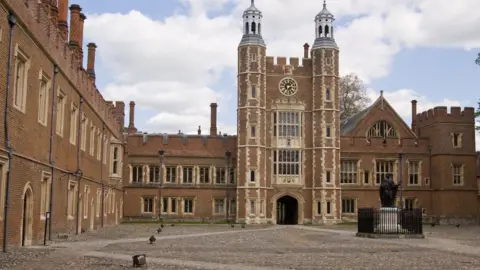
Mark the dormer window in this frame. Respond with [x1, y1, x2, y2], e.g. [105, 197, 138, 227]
[367, 121, 397, 138]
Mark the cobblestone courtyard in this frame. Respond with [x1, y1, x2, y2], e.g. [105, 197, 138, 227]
[1, 224, 480, 269]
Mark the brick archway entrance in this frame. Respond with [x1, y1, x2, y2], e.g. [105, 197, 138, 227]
[276, 195, 298, 225]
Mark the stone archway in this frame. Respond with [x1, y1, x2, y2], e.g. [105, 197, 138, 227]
[271, 191, 305, 225]
[20, 183, 34, 246]
[276, 195, 298, 225]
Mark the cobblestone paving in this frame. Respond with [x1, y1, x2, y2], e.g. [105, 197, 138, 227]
[1, 224, 480, 269]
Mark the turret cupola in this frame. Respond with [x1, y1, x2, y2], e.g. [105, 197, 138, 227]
[239, 0, 265, 46]
[312, 0, 338, 49]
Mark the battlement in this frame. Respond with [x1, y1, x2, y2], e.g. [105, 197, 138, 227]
[266, 56, 312, 76]
[126, 133, 237, 158]
[5, 0, 122, 139]
[415, 106, 476, 126]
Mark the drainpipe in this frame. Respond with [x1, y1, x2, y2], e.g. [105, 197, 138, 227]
[100, 123, 105, 228]
[48, 65, 59, 241]
[2, 13, 17, 253]
[75, 97, 84, 235]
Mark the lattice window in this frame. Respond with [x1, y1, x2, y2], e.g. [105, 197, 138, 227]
[132, 165, 143, 183]
[340, 160, 357, 184]
[183, 198, 193, 214]
[183, 167, 193, 183]
[367, 121, 397, 138]
[452, 164, 463, 185]
[166, 167, 176, 183]
[273, 150, 302, 175]
[142, 197, 153, 213]
[216, 167, 226, 184]
[214, 198, 225, 214]
[273, 111, 302, 137]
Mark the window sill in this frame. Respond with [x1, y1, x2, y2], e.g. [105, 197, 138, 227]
[12, 104, 25, 114]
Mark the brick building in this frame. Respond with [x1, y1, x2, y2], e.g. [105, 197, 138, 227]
[123, 1, 479, 225]
[0, 0, 125, 249]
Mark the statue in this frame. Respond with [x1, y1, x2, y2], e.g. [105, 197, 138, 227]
[379, 174, 400, 208]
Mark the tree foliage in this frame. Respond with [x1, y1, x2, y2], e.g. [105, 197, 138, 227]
[339, 73, 371, 121]
[475, 101, 479, 132]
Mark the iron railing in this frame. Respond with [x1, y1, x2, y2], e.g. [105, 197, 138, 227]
[357, 208, 423, 235]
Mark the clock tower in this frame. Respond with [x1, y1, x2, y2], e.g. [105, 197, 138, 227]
[311, 0, 342, 223]
[236, 0, 268, 224]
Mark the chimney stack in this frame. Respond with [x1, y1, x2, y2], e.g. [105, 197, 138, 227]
[303, 43, 310, 58]
[210, 103, 218, 136]
[58, 0, 69, 39]
[78, 13, 86, 49]
[87, 43, 97, 83]
[197, 126, 201, 135]
[50, 0, 59, 27]
[68, 5, 81, 47]
[127, 101, 137, 134]
[411, 100, 417, 134]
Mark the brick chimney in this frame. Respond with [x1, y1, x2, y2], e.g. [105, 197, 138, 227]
[411, 100, 417, 134]
[87, 43, 97, 83]
[128, 101, 137, 134]
[210, 103, 218, 136]
[303, 43, 310, 58]
[50, 0, 59, 26]
[197, 126, 201, 135]
[58, 0, 69, 39]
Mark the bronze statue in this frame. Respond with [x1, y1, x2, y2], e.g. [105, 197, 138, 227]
[379, 174, 400, 207]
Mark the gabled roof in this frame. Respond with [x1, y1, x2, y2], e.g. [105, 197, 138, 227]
[340, 92, 417, 138]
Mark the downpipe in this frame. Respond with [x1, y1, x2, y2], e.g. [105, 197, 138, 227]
[75, 97, 83, 235]
[2, 13, 17, 253]
[47, 65, 59, 241]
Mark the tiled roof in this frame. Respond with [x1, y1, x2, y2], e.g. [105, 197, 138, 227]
[340, 105, 373, 136]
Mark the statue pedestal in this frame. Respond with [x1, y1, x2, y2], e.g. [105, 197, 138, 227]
[376, 207, 402, 233]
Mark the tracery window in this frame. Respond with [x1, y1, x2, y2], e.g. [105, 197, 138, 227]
[367, 121, 397, 138]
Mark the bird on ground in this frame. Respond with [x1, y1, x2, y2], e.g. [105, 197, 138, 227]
[455, 224, 460, 228]
[230, 223, 235, 228]
[430, 223, 436, 227]
[81, 228, 86, 234]
[241, 223, 246, 228]
[149, 235, 156, 244]
[171, 224, 175, 227]
[157, 228, 162, 233]
[160, 224, 164, 228]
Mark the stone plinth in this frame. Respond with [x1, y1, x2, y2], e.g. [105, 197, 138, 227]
[375, 207, 403, 233]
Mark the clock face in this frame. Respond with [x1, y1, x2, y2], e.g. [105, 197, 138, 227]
[279, 77, 298, 96]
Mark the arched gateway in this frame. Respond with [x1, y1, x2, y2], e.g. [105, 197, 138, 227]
[276, 195, 299, 225]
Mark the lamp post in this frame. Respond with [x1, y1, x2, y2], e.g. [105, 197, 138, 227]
[158, 149, 164, 221]
[398, 153, 404, 209]
[225, 150, 231, 223]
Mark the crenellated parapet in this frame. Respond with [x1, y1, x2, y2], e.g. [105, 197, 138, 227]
[266, 56, 312, 76]
[3, 0, 122, 138]
[415, 106, 476, 127]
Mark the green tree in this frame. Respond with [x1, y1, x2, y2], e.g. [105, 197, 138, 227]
[475, 101, 479, 131]
[340, 73, 371, 121]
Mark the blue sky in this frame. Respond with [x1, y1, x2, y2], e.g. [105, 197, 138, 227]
[74, 0, 479, 148]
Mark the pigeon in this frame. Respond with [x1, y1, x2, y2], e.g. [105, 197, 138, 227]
[455, 224, 460, 228]
[157, 228, 162, 233]
[160, 224, 164, 228]
[171, 224, 175, 227]
[241, 223, 246, 228]
[81, 228, 86, 234]
[430, 223, 436, 227]
[230, 223, 235, 228]
[149, 235, 156, 244]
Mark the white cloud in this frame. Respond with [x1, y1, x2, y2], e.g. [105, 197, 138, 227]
[83, 0, 480, 148]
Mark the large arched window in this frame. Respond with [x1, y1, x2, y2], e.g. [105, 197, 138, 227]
[367, 121, 397, 138]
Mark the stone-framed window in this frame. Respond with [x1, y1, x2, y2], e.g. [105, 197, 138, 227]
[149, 166, 161, 183]
[1, 157, 10, 220]
[216, 167, 226, 184]
[183, 198, 194, 214]
[166, 167, 176, 183]
[326, 201, 332, 215]
[315, 201, 321, 216]
[69, 103, 79, 145]
[451, 133, 463, 148]
[213, 198, 225, 215]
[55, 89, 66, 137]
[37, 70, 50, 126]
[13, 45, 30, 113]
[340, 160, 357, 184]
[341, 198, 355, 214]
[249, 199, 255, 216]
[67, 180, 77, 219]
[273, 111, 302, 138]
[80, 114, 87, 151]
[199, 167, 209, 183]
[273, 150, 301, 176]
[96, 189, 101, 217]
[452, 164, 464, 186]
[132, 165, 143, 183]
[40, 171, 51, 219]
[374, 160, 395, 185]
[404, 198, 417, 210]
[408, 161, 421, 186]
[141, 197, 154, 214]
[89, 124, 95, 156]
[83, 185, 90, 219]
[229, 199, 236, 215]
[182, 167, 193, 184]
[162, 197, 178, 215]
[228, 168, 236, 184]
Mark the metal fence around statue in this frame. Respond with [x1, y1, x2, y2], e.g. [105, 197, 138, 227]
[357, 208, 423, 236]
